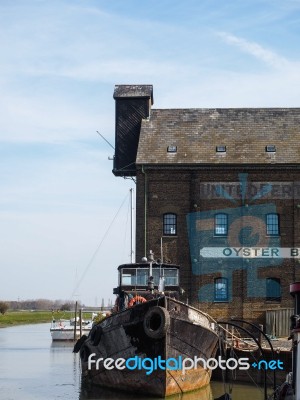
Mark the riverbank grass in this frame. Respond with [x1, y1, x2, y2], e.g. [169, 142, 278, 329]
[0, 310, 90, 328]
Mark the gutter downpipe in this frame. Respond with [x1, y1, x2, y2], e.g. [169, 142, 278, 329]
[142, 165, 147, 257]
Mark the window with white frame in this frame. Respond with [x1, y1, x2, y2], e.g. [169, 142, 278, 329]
[163, 213, 177, 235]
[214, 213, 228, 236]
[214, 277, 228, 302]
[266, 213, 280, 236]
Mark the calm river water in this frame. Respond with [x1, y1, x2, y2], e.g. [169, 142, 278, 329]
[0, 324, 267, 400]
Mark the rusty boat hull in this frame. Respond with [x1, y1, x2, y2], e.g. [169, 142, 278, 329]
[80, 296, 218, 398]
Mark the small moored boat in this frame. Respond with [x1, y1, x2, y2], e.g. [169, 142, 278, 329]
[50, 317, 93, 341]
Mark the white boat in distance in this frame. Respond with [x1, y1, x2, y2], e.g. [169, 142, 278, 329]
[50, 317, 94, 341]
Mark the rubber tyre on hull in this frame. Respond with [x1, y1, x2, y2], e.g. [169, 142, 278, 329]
[143, 306, 170, 339]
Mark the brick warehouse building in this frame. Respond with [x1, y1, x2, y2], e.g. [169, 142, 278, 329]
[112, 84, 300, 326]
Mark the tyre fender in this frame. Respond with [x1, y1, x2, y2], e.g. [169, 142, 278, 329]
[143, 306, 170, 339]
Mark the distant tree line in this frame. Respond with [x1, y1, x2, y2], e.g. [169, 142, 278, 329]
[0, 299, 83, 312]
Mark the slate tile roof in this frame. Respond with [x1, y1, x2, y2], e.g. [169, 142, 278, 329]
[136, 108, 300, 165]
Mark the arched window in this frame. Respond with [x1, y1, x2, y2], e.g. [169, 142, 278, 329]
[163, 213, 177, 236]
[214, 277, 228, 302]
[214, 213, 228, 236]
[266, 213, 280, 236]
[266, 278, 281, 301]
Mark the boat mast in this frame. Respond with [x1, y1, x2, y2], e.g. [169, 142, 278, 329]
[130, 188, 134, 263]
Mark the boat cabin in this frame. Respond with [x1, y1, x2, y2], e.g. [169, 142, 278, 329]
[113, 263, 180, 294]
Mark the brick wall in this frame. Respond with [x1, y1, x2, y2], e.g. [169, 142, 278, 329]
[136, 167, 299, 324]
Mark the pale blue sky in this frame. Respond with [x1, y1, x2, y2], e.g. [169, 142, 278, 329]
[1, 0, 300, 305]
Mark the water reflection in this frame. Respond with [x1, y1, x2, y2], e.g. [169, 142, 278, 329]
[80, 384, 213, 400]
[212, 381, 267, 400]
[50, 341, 82, 395]
[0, 324, 81, 400]
[80, 380, 268, 400]
[0, 324, 272, 400]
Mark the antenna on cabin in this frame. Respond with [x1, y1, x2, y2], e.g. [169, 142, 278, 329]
[149, 250, 154, 277]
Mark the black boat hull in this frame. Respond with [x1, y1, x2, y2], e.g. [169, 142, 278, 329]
[80, 296, 218, 397]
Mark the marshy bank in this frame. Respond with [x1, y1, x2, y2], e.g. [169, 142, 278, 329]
[0, 310, 93, 328]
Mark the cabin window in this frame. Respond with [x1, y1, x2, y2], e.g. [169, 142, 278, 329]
[266, 213, 280, 236]
[121, 268, 149, 286]
[214, 277, 228, 302]
[164, 269, 179, 285]
[266, 278, 281, 301]
[121, 269, 136, 285]
[150, 268, 179, 286]
[163, 213, 177, 235]
[120, 267, 179, 287]
[136, 269, 148, 285]
[152, 269, 160, 285]
[214, 213, 228, 236]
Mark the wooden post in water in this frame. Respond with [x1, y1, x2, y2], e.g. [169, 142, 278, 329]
[74, 301, 78, 341]
[79, 308, 82, 338]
